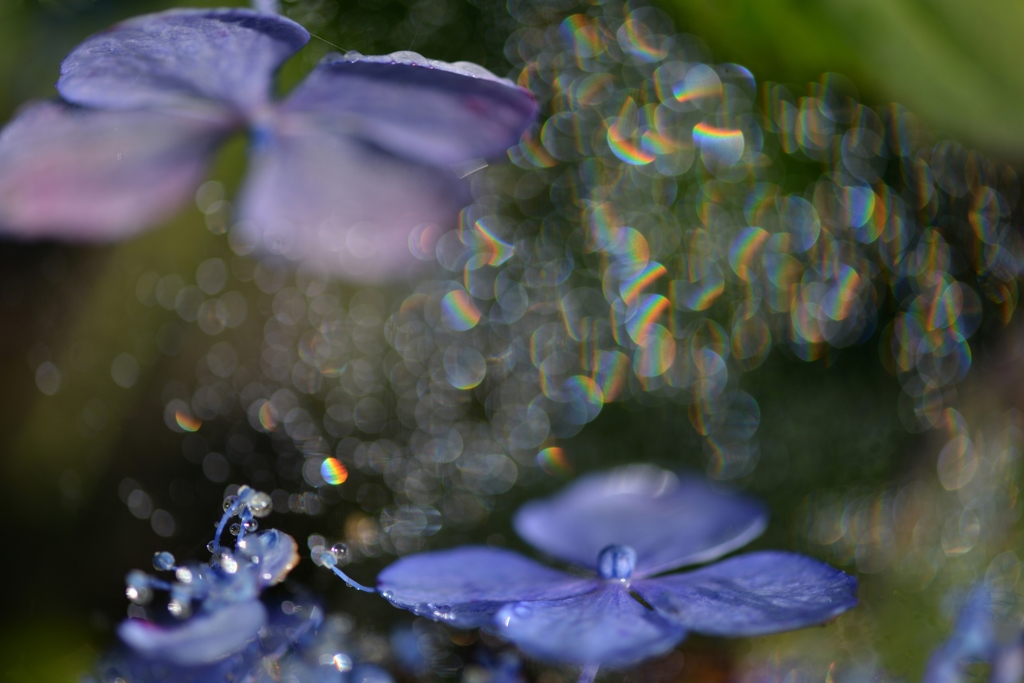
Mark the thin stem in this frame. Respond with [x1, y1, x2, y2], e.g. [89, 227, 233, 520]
[578, 664, 599, 683]
[327, 565, 376, 593]
[212, 502, 240, 552]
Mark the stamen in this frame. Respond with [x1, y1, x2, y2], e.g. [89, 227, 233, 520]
[326, 565, 376, 593]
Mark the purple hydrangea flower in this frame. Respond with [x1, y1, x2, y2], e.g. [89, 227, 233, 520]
[0, 8, 536, 282]
[364, 466, 857, 671]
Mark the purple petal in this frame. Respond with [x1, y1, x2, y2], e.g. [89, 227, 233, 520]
[283, 51, 537, 166]
[0, 101, 228, 240]
[58, 9, 308, 113]
[237, 115, 465, 283]
[514, 465, 767, 577]
[117, 599, 268, 666]
[632, 551, 858, 636]
[493, 583, 686, 666]
[377, 546, 593, 629]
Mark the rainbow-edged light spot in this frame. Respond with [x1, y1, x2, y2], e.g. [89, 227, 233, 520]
[467, 219, 515, 269]
[258, 401, 277, 431]
[561, 15, 602, 61]
[537, 446, 573, 476]
[592, 350, 630, 401]
[176, 410, 201, 433]
[673, 64, 722, 105]
[633, 323, 675, 377]
[626, 294, 670, 345]
[728, 227, 769, 281]
[693, 122, 744, 168]
[320, 457, 349, 485]
[620, 262, 667, 304]
[617, 18, 668, 62]
[441, 289, 482, 332]
[607, 120, 655, 166]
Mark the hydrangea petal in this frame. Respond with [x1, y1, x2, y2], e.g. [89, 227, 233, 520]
[283, 51, 538, 167]
[377, 546, 594, 629]
[632, 551, 858, 636]
[58, 9, 309, 113]
[514, 465, 767, 576]
[493, 584, 686, 667]
[237, 116, 466, 283]
[0, 101, 229, 240]
[117, 599, 268, 666]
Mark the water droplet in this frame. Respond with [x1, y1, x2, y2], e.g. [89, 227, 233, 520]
[248, 492, 272, 517]
[219, 552, 239, 574]
[152, 551, 175, 571]
[222, 495, 239, 512]
[168, 599, 191, 619]
[597, 544, 637, 580]
[206, 541, 216, 553]
[243, 519, 258, 532]
[330, 542, 348, 557]
[307, 534, 326, 550]
[229, 523, 241, 536]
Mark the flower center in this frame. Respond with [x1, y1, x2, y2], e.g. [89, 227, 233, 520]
[597, 544, 637, 580]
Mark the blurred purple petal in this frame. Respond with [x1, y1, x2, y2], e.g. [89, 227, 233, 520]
[493, 584, 685, 666]
[377, 546, 594, 629]
[633, 551, 858, 636]
[0, 101, 228, 240]
[58, 9, 308, 113]
[514, 465, 767, 576]
[924, 585, 996, 683]
[117, 599, 268, 666]
[237, 117, 465, 283]
[283, 51, 537, 166]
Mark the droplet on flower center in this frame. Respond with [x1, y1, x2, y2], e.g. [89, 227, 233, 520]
[597, 544, 637, 580]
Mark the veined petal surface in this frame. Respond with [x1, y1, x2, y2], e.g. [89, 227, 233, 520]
[514, 465, 767, 576]
[494, 583, 686, 667]
[0, 101, 229, 240]
[117, 599, 268, 666]
[58, 9, 309, 113]
[237, 114, 465, 283]
[377, 546, 593, 629]
[633, 551, 858, 636]
[283, 51, 537, 167]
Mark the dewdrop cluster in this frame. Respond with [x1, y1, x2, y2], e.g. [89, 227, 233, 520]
[123, 486, 286, 620]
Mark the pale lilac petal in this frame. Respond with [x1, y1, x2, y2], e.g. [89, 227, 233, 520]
[58, 9, 308, 113]
[632, 551, 857, 636]
[283, 51, 537, 166]
[117, 599, 268, 666]
[377, 546, 594, 629]
[0, 101, 229, 240]
[513, 465, 767, 577]
[237, 115, 465, 283]
[493, 583, 686, 666]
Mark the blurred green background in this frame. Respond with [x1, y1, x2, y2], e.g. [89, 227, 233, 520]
[1, 0, 1023, 681]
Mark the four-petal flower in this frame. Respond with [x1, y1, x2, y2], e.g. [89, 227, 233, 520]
[376, 465, 858, 667]
[0, 8, 536, 282]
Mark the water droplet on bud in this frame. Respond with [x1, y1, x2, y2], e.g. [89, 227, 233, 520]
[152, 551, 175, 571]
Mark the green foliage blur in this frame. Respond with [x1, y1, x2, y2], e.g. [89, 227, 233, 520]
[656, 0, 1024, 160]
